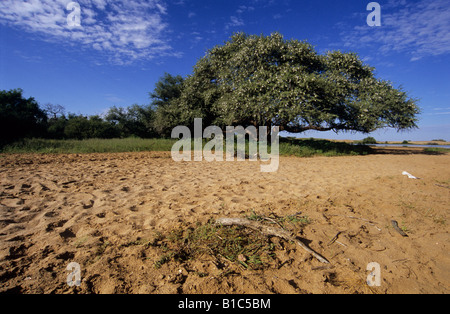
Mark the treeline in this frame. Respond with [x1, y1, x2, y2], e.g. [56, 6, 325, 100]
[0, 88, 163, 146]
[46, 105, 157, 140]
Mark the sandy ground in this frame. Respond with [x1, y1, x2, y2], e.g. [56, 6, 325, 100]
[0, 149, 449, 294]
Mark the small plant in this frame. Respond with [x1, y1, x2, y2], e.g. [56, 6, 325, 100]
[244, 209, 264, 222]
[400, 221, 410, 233]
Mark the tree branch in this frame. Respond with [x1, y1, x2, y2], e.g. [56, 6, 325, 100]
[281, 124, 342, 133]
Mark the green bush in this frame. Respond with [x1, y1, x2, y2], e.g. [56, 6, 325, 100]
[360, 137, 377, 145]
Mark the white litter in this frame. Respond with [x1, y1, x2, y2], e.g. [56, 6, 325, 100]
[402, 171, 419, 179]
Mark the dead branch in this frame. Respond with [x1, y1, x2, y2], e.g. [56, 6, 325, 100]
[391, 220, 408, 237]
[216, 217, 330, 264]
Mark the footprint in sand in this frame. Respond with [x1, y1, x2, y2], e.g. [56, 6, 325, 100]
[59, 227, 76, 240]
[46, 220, 67, 232]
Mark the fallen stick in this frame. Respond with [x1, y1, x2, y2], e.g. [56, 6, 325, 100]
[327, 231, 342, 246]
[216, 217, 330, 264]
[391, 220, 408, 237]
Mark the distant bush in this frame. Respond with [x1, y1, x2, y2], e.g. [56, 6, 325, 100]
[361, 137, 377, 145]
[402, 140, 410, 144]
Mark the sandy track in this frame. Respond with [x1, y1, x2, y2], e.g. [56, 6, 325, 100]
[0, 151, 449, 293]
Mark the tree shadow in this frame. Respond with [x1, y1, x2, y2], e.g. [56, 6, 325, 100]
[280, 138, 448, 156]
[280, 137, 373, 156]
[369, 147, 447, 156]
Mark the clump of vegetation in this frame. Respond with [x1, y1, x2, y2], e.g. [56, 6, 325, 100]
[359, 137, 377, 145]
[424, 147, 450, 154]
[154, 221, 276, 270]
[153, 212, 311, 270]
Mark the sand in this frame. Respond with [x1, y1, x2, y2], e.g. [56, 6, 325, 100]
[0, 149, 449, 294]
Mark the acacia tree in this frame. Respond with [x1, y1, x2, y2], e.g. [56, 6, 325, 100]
[161, 32, 419, 136]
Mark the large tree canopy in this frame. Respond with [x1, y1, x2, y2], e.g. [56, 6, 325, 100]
[154, 32, 419, 136]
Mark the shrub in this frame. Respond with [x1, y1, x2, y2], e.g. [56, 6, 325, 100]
[361, 137, 377, 144]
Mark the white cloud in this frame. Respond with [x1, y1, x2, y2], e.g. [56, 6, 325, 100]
[0, 0, 176, 64]
[273, 14, 282, 20]
[428, 107, 450, 116]
[224, 3, 259, 31]
[236, 5, 255, 14]
[230, 16, 245, 26]
[342, 0, 450, 61]
[225, 16, 245, 30]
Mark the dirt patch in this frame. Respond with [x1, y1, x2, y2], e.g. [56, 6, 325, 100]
[0, 151, 449, 293]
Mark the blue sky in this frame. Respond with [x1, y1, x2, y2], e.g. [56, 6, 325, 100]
[0, 0, 449, 141]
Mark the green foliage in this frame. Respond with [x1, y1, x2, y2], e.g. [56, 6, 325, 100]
[153, 32, 420, 135]
[151, 73, 185, 137]
[3, 33, 420, 146]
[105, 104, 157, 138]
[424, 147, 450, 154]
[1, 88, 159, 143]
[360, 137, 377, 144]
[46, 116, 68, 139]
[0, 89, 47, 145]
[60, 114, 119, 140]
